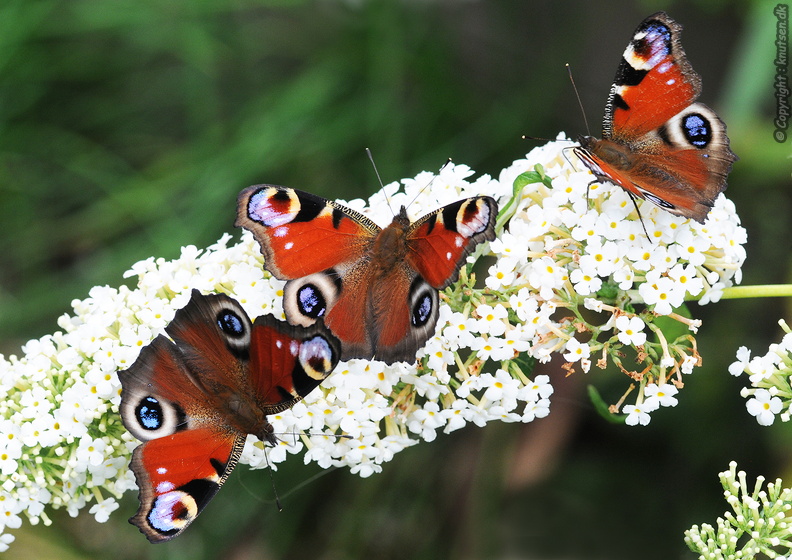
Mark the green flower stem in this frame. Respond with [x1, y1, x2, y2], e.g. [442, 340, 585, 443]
[713, 284, 792, 300]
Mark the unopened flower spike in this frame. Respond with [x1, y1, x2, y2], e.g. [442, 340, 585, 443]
[686, 462, 792, 558]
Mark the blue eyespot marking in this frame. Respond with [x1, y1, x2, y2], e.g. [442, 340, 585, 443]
[412, 293, 433, 327]
[682, 113, 712, 148]
[217, 311, 244, 336]
[137, 396, 163, 430]
[297, 285, 326, 318]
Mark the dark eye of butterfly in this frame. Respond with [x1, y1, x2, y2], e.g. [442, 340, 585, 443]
[136, 396, 164, 430]
[217, 310, 245, 337]
[681, 113, 712, 148]
[411, 293, 433, 327]
[296, 284, 327, 318]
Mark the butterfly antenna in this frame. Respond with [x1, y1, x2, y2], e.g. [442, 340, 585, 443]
[366, 147, 396, 217]
[567, 63, 591, 136]
[628, 194, 651, 240]
[263, 446, 283, 511]
[276, 466, 340, 501]
[404, 158, 451, 210]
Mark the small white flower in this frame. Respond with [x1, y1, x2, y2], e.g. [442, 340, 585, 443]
[746, 389, 783, 426]
[614, 315, 647, 346]
[522, 398, 551, 422]
[643, 383, 679, 410]
[406, 402, 446, 442]
[480, 369, 521, 411]
[563, 338, 590, 362]
[517, 375, 554, 402]
[88, 498, 119, 523]
[474, 304, 509, 337]
[0, 532, 15, 553]
[728, 346, 751, 376]
[638, 275, 685, 316]
[623, 403, 652, 426]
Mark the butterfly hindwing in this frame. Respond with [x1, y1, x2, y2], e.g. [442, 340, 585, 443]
[247, 314, 341, 413]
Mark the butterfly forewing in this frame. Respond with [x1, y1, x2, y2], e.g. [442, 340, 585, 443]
[406, 197, 498, 289]
[128, 428, 245, 542]
[606, 13, 700, 139]
[236, 185, 380, 279]
[247, 315, 341, 413]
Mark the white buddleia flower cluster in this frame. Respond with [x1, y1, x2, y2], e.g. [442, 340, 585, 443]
[0, 137, 746, 549]
[729, 320, 792, 426]
[685, 462, 792, 559]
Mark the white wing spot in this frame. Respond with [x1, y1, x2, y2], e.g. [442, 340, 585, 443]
[157, 481, 175, 493]
[446, 251, 452, 260]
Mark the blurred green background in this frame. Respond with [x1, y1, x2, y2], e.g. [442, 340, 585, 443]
[2, 0, 790, 558]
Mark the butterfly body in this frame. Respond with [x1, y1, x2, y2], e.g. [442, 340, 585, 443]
[236, 185, 498, 364]
[118, 290, 340, 542]
[574, 12, 737, 222]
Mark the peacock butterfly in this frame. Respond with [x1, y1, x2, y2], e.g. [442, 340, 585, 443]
[118, 289, 341, 542]
[235, 185, 498, 364]
[574, 11, 737, 223]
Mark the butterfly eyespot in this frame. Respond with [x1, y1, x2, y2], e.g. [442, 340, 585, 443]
[211, 302, 252, 354]
[297, 285, 326, 318]
[247, 187, 300, 227]
[137, 396, 164, 430]
[681, 113, 712, 148]
[147, 490, 198, 536]
[120, 392, 186, 441]
[283, 271, 340, 327]
[412, 293, 433, 326]
[217, 310, 245, 337]
[408, 278, 438, 329]
[297, 335, 337, 383]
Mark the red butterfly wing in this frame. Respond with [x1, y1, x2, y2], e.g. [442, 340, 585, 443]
[118, 317, 248, 542]
[119, 290, 341, 542]
[575, 12, 737, 223]
[128, 428, 245, 543]
[236, 185, 379, 279]
[406, 197, 498, 289]
[368, 197, 497, 363]
[605, 13, 699, 140]
[247, 315, 340, 413]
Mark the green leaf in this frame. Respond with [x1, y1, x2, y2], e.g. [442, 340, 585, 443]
[595, 280, 620, 301]
[512, 163, 549, 192]
[587, 385, 626, 424]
